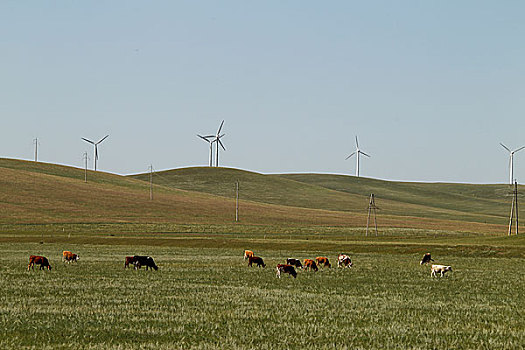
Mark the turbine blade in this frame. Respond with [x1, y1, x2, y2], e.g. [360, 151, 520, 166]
[355, 136, 359, 148]
[217, 120, 225, 135]
[500, 143, 511, 152]
[82, 138, 94, 144]
[218, 139, 226, 151]
[97, 135, 109, 144]
[197, 135, 211, 143]
[361, 151, 371, 158]
[345, 152, 356, 160]
[514, 145, 525, 153]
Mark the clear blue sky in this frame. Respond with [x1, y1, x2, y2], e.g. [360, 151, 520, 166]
[2, 1, 525, 183]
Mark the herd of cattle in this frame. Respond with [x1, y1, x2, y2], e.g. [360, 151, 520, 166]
[243, 250, 452, 279]
[243, 250, 354, 278]
[26, 250, 452, 278]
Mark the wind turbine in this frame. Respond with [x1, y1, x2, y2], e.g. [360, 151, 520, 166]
[345, 136, 370, 177]
[82, 135, 109, 171]
[500, 142, 525, 184]
[214, 120, 226, 167]
[197, 134, 215, 167]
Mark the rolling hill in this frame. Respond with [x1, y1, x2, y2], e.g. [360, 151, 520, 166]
[0, 158, 520, 235]
[131, 167, 516, 226]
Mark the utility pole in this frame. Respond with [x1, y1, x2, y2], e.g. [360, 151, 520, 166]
[83, 152, 88, 183]
[235, 181, 239, 222]
[33, 138, 38, 162]
[508, 181, 519, 236]
[366, 194, 378, 236]
[149, 165, 154, 200]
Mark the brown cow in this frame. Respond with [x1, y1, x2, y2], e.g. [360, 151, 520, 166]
[276, 264, 297, 278]
[28, 255, 52, 271]
[248, 256, 266, 268]
[316, 256, 331, 268]
[303, 259, 318, 272]
[124, 256, 135, 268]
[62, 251, 79, 263]
[244, 250, 254, 260]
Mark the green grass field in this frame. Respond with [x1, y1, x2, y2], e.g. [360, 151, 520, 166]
[1, 242, 523, 349]
[1, 158, 524, 348]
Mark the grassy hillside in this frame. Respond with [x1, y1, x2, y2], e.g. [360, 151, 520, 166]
[0, 158, 375, 228]
[1, 158, 520, 236]
[131, 167, 518, 226]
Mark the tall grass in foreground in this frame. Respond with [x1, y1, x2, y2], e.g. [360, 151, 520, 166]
[0, 244, 523, 349]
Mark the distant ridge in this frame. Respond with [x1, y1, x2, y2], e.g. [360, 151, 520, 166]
[131, 166, 513, 226]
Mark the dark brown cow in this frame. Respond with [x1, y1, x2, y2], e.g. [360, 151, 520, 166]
[286, 258, 302, 268]
[276, 264, 297, 278]
[28, 255, 52, 271]
[316, 256, 331, 268]
[124, 256, 135, 268]
[248, 256, 266, 268]
[420, 253, 434, 265]
[303, 259, 318, 272]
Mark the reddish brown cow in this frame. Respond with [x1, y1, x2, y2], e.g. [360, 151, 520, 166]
[62, 251, 79, 263]
[244, 250, 254, 260]
[303, 259, 318, 272]
[28, 255, 52, 271]
[316, 256, 331, 268]
[124, 256, 135, 268]
[248, 256, 266, 268]
[276, 264, 297, 278]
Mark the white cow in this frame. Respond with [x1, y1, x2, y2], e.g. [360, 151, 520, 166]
[431, 264, 452, 277]
[337, 253, 353, 268]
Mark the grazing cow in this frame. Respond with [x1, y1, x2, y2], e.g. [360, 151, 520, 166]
[133, 256, 158, 271]
[316, 256, 331, 268]
[431, 264, 452, 277]
[248, 256, 266, 268]
[303, 259, 318, 272]
[244, 250, 254, 260]
[420, 253, 434, 265]
[286, 258, 302, 269]
[337, 254, 353, 268]
[276, 264, 297, 278]
[124, 256, 136, 268]
[62, 251, 79, 263]
[28, 255, 52, 271]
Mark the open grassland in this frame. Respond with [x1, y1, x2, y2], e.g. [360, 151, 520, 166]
[2, 159, 524, 348]
[1, 242, 523, 349]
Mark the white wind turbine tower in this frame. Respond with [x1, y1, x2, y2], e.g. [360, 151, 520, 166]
[82, 135, 109, 171]
[345, 136, 370, 177]
[197, 134, 215, 167]
[213, 120, 226, 167]
[500, 142, 525, 184]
